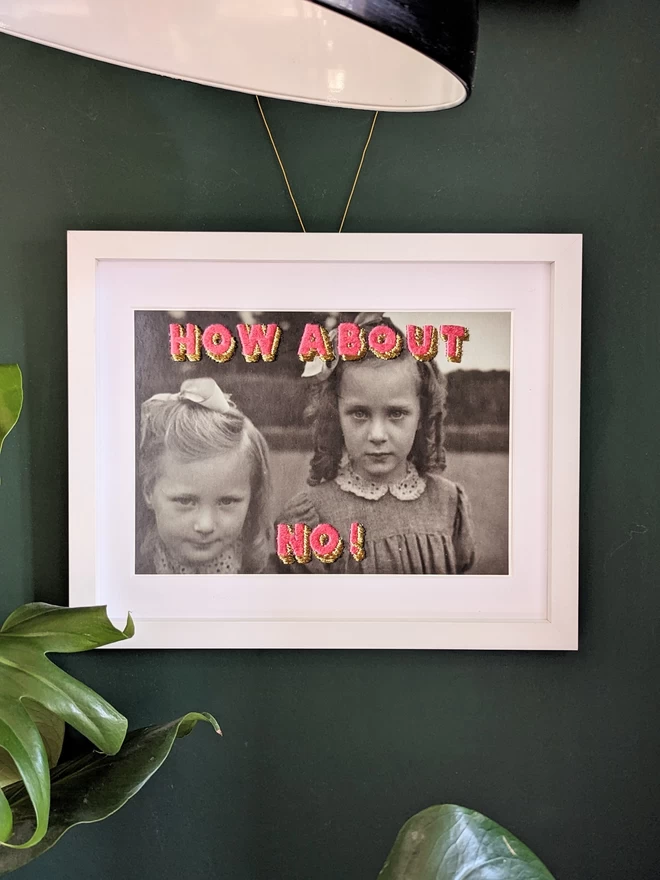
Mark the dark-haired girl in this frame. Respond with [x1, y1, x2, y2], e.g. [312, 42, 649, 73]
[278, 321, 476, 575]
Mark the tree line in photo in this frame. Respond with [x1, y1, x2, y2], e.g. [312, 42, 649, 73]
[215, 369, 510, 453]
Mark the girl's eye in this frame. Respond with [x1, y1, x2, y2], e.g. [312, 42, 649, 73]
[389, 409, 407, 420]
[218, 497, 238, 507]
[351, 409, 369, 421]
[172, 496, 196, 507]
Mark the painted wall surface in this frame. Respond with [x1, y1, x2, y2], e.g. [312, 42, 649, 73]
[1, 1, 659, 877]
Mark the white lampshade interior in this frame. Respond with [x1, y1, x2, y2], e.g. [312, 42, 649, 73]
[0, 0, 468, 111]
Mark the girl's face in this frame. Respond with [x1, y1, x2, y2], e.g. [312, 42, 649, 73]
[338, 357, 421, 485]
[145, 445, 252, 565]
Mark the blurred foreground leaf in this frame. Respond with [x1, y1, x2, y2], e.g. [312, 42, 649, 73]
[0, 712, 220, 874]
[378, 804, 556, 880]
[0, 365, 22, 454]
[0, 604, 133, 848]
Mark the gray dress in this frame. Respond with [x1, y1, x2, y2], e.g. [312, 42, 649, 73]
[277, 472, 476, 575]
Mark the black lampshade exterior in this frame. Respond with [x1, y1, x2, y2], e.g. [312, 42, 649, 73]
[310, 0, 479, 100]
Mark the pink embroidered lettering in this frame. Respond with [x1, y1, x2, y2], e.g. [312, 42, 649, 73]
[337, 323, 367, 361]
[440, 325, 469, 363]
[202, 324, 236, 363]
[237, 324, 282, 363]
[169, 323, 202, 362]
[276, 523, 312, 565]
[298, 324, 335, 363]
[406, 325, 439, 362]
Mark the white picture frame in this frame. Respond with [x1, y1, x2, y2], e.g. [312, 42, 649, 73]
[68, 231, 581, 650]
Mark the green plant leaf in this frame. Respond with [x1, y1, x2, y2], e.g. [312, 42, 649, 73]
[0, 703, 64, 788]
[0, 366, 23, 455]
[0, 712, 221, 874]
[378, 805, 556, 880]
[0, 604, 133, 848]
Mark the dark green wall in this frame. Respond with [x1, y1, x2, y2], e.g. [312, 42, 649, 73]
[1, 1, 659, 876]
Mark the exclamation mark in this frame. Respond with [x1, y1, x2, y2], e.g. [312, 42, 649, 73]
[349, 522, 366, 562]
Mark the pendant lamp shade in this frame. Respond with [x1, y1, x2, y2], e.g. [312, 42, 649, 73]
[0, 1, 478, 111]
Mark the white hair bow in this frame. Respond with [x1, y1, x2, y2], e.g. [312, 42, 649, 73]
[146, 378, 232, 413]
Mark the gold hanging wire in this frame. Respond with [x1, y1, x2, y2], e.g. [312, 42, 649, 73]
[256, 95, 378, 233]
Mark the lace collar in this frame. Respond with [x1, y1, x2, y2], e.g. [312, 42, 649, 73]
[335, 461, 426, 501]
[152, 537, 242, 575]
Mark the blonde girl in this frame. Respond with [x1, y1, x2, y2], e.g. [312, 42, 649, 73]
[138, 378, 272, 574]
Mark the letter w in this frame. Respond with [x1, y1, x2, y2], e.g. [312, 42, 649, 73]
[237, 324, 281, 363]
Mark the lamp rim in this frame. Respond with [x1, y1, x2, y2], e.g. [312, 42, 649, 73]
[0, 25, 467, 113]
[309, 0, 474, 109]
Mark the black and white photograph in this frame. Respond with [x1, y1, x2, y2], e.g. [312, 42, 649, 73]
[134, 309, 511, 578]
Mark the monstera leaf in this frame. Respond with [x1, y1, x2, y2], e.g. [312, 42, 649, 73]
[0, 713, 220, 875]
[0, 365, 22, 455]
[0, 701, 64, 789]
[0, 603, 134, 849]
[378, 805, 556, 880]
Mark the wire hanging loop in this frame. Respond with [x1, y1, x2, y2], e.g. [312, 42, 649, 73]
[256, 95, 378, 233]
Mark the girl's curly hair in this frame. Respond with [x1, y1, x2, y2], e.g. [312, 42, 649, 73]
[304, 321, 447, 486]
[139, 395, 272, 573]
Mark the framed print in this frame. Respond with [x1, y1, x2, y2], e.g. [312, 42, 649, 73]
[67, 231, 581, 650]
